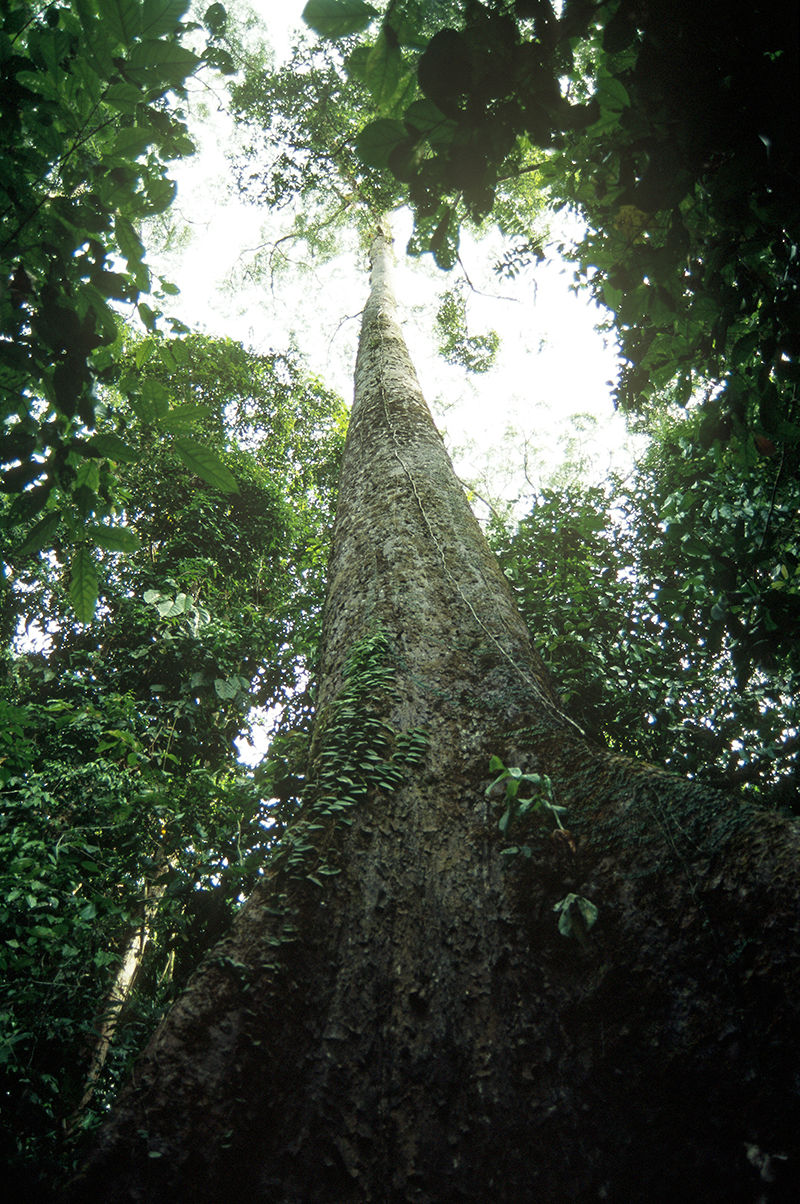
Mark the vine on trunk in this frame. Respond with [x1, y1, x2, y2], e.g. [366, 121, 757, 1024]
[274, 629, 428, 888]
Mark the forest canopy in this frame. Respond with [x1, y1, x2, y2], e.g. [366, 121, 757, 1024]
[1, 0, 798, 1190]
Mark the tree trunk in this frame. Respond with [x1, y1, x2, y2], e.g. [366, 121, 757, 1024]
[71, 228, 800, 1202]
[65, 864, 171, 1137]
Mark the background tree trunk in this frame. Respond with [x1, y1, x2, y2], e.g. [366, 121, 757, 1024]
[65, 863, 170, 1137]
[72, 230, 800, 1203]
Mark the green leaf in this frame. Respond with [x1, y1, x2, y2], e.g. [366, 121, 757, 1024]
[16, 511, 61, 559]
[364, 32, 403, 107]
[138, 301, 159, 330]
[202, 45, 236, 74]
[105, 81, 145, 112]
[69, 546, 99, 623]
[173, 438, 239, 493]
[355, 118, 407, 168]
[84, 433, 140, 464]
[554, 893, 598, 939]
[203, 3, 227, 34]
[156, 598, 181, 616]
[142, 0, 190, 37]
[86, 524, 142, 553]
[141, 174, 179, 215]
[140, 379, 170, 419]
[112, 126, 154, 162]
[429, 206, 458, 270]
[157, 403, 213, 431]
[98, 0, 142, 44]
[134, 338, 157, 368]
[115, 215, 150, 292]
[214, 677, 240, 699]
[303, 0, 378, 39]
[595, 75, 630, 114]
[404, 98, 456, 145]
[124, 40, 201, 87]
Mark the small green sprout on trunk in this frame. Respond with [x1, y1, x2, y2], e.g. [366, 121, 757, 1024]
[486, 755, 598, 941]
[553, 893, 598, 944]
[485, 755, 566, 858]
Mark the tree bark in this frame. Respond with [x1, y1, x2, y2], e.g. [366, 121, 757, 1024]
[71, 228, 800, 1202]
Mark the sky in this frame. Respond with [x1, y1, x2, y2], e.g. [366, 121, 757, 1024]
[153, 0, 632, 511]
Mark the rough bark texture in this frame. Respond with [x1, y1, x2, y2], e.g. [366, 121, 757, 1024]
[72, 230, 800, 1202]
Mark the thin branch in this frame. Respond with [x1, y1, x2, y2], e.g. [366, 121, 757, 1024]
[495, 160, 548, 183]
[757, 442, 787, 551]
[456, 253, 519, 305]
[327, 309, 364, 360]
[457, 476, 514, 528]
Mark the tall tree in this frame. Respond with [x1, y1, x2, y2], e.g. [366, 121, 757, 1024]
[72, 227, 800, 1201]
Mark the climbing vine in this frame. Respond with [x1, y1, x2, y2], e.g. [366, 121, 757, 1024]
[273, 629, 427, 887]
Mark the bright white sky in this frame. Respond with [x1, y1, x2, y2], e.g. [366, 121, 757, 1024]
[157, 0, 630, 510]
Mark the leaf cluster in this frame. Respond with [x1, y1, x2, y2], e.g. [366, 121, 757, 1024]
[306, 0, 584, 264]
[485, 753, 564, 856]
[435, 283, 499, 373]
[1, 0, 234, 584]
[492, 443, 799, 808]
[270, 628, 428, 886]
[230, 35, 402, 243]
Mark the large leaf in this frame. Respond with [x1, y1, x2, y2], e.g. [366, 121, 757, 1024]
[111, 125, 154, 160]
[140, 379, 171, 420]
[202, 2, 227, 34]
[98, 0, 142, 44]
[86, 524, 142, 553]
[404, 99, 457, 146]
[114, 215, 150, 292]
[84, 433, 140, 463]
[69, 546, 99, 623]
[356, 118, 407, 168]
[140, 174, 178, 214]
[303, 0, 377, 39]
[174, 438, 239, 493]
[364, 32, 403, 108]
[142, 0, 190, 38]
[16, 512, 61, 560]
[124, 39, 201, 87]
[157, 404, 213, 432]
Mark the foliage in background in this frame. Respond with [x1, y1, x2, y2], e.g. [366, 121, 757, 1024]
[0, 333, 344, 1186]
[491, 423, 799, 809]
[435, 283, 499, 374]
[0, 0, 236, 605]
[230, 36, 403, 254]
[233, 0, 546, 267]
[3, 0, 800, 1189]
